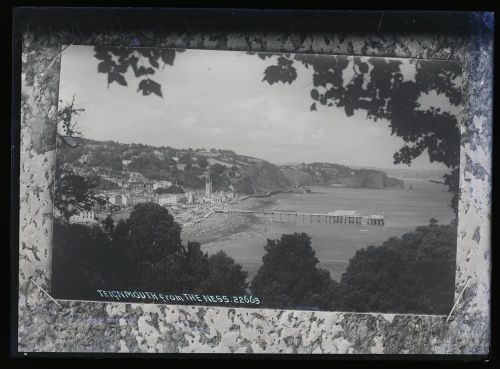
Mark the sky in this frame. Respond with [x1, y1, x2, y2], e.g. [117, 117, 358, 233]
[58, 45, 461, 170]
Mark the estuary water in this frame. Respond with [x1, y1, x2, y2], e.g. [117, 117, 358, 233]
[200, 178, 455, 282]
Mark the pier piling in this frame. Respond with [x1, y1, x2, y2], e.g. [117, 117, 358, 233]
[213, 209, 384, 226]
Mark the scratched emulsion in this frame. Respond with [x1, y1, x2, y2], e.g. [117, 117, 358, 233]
[18, 14, 491, 354]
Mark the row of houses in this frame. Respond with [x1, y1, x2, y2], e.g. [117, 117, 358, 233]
[106, 191, 196, 207]
[107, 191, 235, 207]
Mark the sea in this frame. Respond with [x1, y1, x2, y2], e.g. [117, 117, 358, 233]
[200, 178, 456, 282]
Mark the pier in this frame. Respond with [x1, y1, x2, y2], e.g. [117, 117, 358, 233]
[213, 209, 384, 226]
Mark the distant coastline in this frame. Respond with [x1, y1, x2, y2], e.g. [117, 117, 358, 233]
[58, 137, 406, 198]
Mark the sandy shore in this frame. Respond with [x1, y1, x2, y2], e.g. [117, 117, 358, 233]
[181, 194, 290, 245]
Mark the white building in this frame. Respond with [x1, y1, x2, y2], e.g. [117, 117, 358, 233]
[153, 180, 173, 190]
[158, 194, 185, 206]
[78, 154, 89, 165]
[128, 195, 155, 206]
[129, 171, 146, 182]
[69, 211, 99, 226]
[227, 185, 235, 199]
[186, 191, 195, 204]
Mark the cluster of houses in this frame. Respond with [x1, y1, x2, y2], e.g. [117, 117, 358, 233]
[105, 191, 196, 208]
[67, 174, 236, 227]
[103, 175, 234, 208]
[68, 210, 99, 226]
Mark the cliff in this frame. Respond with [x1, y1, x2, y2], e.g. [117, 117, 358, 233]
[231, 162, 404, 195]
[279, 163, 404, 189]
[340, 169, 405, 188]
[231, 161, 294, 195]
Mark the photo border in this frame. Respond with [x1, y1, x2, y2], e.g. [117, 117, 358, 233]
[13, 8, 492, 355]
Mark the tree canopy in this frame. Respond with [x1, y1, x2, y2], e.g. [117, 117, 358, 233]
[202, 251, 248, 296]
[54, 166, 107, 218]
[127, 202, 183, 261]
[94, 46, 185, 97]
[339, 220, 457, 314]
[52, 220, 135, 297]
[155, 184, 184, 194]
[251, 232, 340, 310]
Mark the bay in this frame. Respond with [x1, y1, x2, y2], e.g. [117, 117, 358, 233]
[199, 178, 455, 282]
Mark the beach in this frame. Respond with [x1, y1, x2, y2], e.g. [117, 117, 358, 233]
[181, 195, 279, 245]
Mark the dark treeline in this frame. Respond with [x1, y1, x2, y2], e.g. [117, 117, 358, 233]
[154, 184, 185, 195]
[52, 203, 248, 303]
[252, 222, 456, 314]
[52, 203, 456, 314]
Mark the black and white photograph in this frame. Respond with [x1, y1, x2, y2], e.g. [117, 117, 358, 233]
[52, 45, 462, 315]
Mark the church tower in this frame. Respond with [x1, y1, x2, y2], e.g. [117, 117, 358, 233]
[205, 175, 212, 197]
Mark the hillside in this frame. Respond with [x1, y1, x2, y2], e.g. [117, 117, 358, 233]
[232, 161, 294, 194]
[58, 138, 403, 194]
[280, 163, 404, 189]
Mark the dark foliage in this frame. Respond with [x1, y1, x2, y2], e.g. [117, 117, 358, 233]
[202, 251, 248, 295]
[155, 184, 185, 195]
[89, 147, 123, 171]
[127, 203, 183, 261]
[54, 98, 111, 218]
[210, 163, 226, 175]
[94, 46, 184, 98]
[57, 96, 84, 148]
[339, 221, 457, 314]
[52, 203, 248, 300]
[176, 171, 206, 190]
[197, 157, 209, 168]
[101, 214, 115, 234]
[128, 153, 171, 180]
[262, 56, 297, 85]
[52, 219, 135, 299]
[251, 233, 340, 310]
[179, 153, 193, 165]
[96, 177, 121, 191]
[54, 166, 107, 218]
[209, 164, 231, 191]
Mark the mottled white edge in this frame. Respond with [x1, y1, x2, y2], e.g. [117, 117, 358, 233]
[18, 36, 490, 354]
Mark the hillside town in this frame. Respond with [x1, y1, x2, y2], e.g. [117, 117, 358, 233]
[58, 138, 402, 230]
[65, 165, 238, 228]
